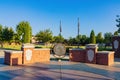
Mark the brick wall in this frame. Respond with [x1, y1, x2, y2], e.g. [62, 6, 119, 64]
[33, 49, 50, 62]
[96, 51, 114, 65]
[69, 44, 114, 66]
[69, 49, 86, 62]
[4, 51, 23, 66]
[4, 44, 50, 65]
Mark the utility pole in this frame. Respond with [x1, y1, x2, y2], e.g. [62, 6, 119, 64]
[59, 20, 62, 43]
[60, 20, 62, 36]
[78, 18, 80, 48]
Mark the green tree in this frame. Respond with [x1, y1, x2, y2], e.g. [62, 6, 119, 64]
[85, 37, 90, 44]
[0, 25, 3, 41]
[0, 25, 3, 47]
[13, 33, 21, 44]
[90, 30, 96, 44]
[104, 32, 112, 43]
[96, 32, 103, 43]
[76, 35, 81, 45]
[68, 37, 77, 46]
[80, 35, 87, 45]
[68, 37, 74, 46]
[53, 34, 64, 43]
[16, 21, 32, 43]
[2, 27, 14, 43]
[36, 29, 53, 43]
[116, 15, 120, 33]
[114, 31, 118, 35]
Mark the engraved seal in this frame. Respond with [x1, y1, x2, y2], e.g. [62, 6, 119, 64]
[87, 49, 94, 62]
[53, 43, 66, 57]
[25, 49, 32, 61]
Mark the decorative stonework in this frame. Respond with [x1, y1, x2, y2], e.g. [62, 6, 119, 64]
[22, 43, 34, 48]
[53, 43, 66, 56]
[86, 44, 98, 49]
[25, 49, 32, 61]
[87, 49, 94, 62]
[114, 40, 119, 50]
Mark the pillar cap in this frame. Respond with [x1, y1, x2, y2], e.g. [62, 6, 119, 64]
[86, 44, 98, 48]
[69, 48, 84, 50]
[22, 43, 35, 48]
[97, 51, 114, 54]
[4, 50, 23, 53]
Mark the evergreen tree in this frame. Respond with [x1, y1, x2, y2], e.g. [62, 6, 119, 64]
[104, 32, 112, 43]
[2, 27, 14, 43]
[116, 15, 120, 33]
[96, 32, 103, 43]
[16, 21, 32, 43]
[90, 30, 96, 44]
[114, 31, 118, 35]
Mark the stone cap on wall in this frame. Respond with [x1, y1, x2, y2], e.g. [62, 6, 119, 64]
[86, 44, 98, 49]
[34, 48, 50, 50]
[97, 51, 114, 54]
[69, 48, 85, 50]
[22, 43, 35, 48]
[4, 50, 23, 54]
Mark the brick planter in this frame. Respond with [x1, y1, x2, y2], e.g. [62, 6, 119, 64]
[4, 44, 50, 66]
[69, 44, 115, 66]
[22, 44, 50, 64]
[34, 49, 50, 62]
[96, 51, 114, 66]
[4, 50, 23, 66]
[69, 49, 86, 62]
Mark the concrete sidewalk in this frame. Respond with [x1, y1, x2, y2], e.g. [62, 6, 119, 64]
[0, 60, 120, 80]
[0, 51, 120, 80]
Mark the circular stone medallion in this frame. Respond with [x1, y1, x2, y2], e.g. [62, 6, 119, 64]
[87, 49, 94, 62]
[53, 43, 66, 57]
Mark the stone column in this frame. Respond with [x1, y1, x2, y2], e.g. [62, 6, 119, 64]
[22, 43, 34, 64]
[85, 44, 98, 64]
[112, 36, 120, 58]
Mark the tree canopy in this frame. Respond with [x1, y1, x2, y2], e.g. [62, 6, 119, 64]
[104, 32, 112, 43]
[90, 30, 96, 44]
[116, 15, 120, 33]
[35, 29, 53, 43]
[16, 21, 32, 43]
[96, 32, 103, 43]
[53, 34, 64, 43]
[1, 27, 14, 43]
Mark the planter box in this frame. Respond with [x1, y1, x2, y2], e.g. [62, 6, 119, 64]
[96, 51, 114, 65]
[69, 49, 86, 62]
[4, 51, 23, 66]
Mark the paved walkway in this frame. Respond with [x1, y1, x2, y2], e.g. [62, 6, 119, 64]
[0, 58, 120, 80]
[0, 51, 120, 80]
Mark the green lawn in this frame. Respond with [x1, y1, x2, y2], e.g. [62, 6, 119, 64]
[0, 43, 113, 51]
[0, 44, 22, 50]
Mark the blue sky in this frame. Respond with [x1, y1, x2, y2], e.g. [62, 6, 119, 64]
[0, 0, 120, 38]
